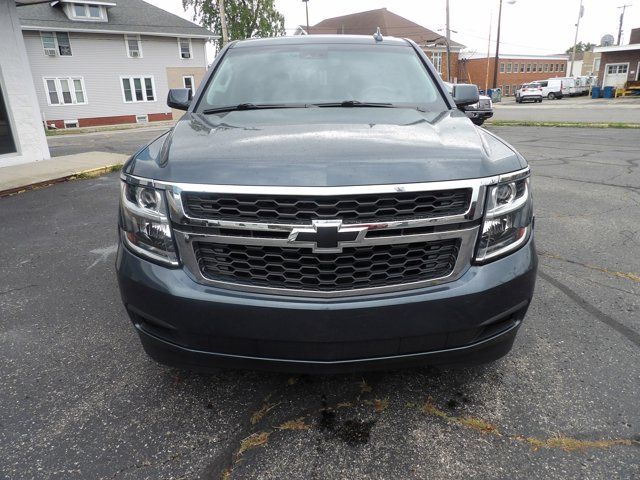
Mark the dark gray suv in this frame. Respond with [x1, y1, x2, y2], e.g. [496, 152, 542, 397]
[116, 35, 537, 373]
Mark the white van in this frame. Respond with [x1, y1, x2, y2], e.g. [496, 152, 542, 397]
[536, 78, 566, 99]
[549, 77, 579, 96]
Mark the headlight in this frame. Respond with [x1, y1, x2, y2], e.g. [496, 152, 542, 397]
[475, 175, 533, 262]
[119, 181, 178, 266]
[479, 98, 492, 110]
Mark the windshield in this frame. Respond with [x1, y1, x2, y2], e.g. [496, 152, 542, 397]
[198, 43, 448, 112]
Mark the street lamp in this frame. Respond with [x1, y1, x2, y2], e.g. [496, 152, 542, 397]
[302, 0, 309, 34]
[492, 0, 516, 89]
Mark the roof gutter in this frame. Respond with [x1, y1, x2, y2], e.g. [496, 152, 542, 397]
[20, 25, 218, 39]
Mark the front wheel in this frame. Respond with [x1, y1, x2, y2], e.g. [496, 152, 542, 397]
[547, 92, 556, 100]
[472, 119, 485, 126]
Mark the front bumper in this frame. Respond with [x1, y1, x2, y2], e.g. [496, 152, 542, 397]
[116, 236, 537, 373]
[465, 110, 493, 120]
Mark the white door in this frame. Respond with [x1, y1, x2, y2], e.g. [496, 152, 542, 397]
[603, 63, 629, 88]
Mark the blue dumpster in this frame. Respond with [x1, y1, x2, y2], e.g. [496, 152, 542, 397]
[603, 86, 615, 98]
[591, 86, 601, 99]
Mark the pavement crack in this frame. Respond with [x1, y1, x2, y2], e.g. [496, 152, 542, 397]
[538, 269, 640, 348]
[534, 174, 640, 193]
[0, 284, 38, 295]
[420, 399, 640, 452]
[538, 251, 640, 284]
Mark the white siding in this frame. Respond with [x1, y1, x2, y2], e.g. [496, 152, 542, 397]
[22, 30, 207, 121]
[0, 3, 50, 167]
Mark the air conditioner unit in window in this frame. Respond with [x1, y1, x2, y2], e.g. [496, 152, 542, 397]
[181, 53, 191, 59]
[130, 51, 140, 58]
[44, 48, 57, 56]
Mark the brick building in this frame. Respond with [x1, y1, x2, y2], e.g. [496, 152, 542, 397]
[459, 54, 569, 96]
[594, 27, 640, 88]
[295, 8, 464, 82]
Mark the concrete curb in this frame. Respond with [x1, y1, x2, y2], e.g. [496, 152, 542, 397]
[0, 163, 122, 198]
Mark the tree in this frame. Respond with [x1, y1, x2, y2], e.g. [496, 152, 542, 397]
[183, 0, 285, 51]
[565, 41, 596, 54]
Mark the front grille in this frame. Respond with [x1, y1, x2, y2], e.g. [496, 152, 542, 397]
[194, 239, 460, 292]
[183, 189, 471, 224]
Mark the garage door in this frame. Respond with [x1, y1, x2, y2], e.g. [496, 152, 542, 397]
[603, 63, 629, 88]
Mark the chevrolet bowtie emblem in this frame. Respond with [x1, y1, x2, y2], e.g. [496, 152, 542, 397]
[288, 220, 368, 253]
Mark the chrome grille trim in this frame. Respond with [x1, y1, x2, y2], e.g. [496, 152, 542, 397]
[173, 226, 479, 298]
[121, 167, 530, 297]
[165, 178, 491, 229]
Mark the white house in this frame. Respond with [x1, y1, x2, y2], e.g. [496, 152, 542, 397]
[16, 0, 214, 129]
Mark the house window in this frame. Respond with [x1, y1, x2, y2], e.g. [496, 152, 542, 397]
[121, 76, 155, 103]
[431, 52, 442, 73]
[71, 3, 104, 19]
[593, 58, 601, 72]
[560, 64, 565, 72]
[500, 62, 505, 73]
[43, 77, 87, 105]
[526, 63, 531, 72]
[513, 63, 519, 73]
[56, 32, 72, 56]
[506, 63, 512, 73]
[125, 35, 142, 58]
[520, 63, 525, 73]
[504, 85, 511, 95]
[41, 32, 72, 56]
[183, 75, 195, 99]
[88, 5, 101, 18]
[544, 64, 549, 72]
[178, 38, 192, 59]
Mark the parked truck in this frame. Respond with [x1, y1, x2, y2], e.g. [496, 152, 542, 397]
[116, 35, 537, 372]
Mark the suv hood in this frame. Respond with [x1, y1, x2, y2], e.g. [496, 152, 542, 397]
[125, 108, 526, 186]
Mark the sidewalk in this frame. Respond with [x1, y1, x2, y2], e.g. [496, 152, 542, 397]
[0, 151, 127, 197]
[45, 120, 175, 137]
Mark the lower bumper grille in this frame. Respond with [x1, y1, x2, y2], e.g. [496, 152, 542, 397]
[194, 239, 460, 292]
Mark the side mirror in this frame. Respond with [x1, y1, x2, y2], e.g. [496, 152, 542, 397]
[167, 88, 191, 110]
[452, 84, 480, 108]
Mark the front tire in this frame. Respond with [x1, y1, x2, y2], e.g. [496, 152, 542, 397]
[472, 119, 485, 126]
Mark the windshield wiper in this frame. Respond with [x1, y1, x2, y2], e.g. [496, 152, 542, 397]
[313, 100, 395, 108]
[201, 103, 307, 114]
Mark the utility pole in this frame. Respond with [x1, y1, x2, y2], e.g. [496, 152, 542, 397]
[617, 4, 632, 45]
[492, 0, 503, 89]
[303, 0, 310, 34]
[485, 11, 493, 93]
[218, 0, 228, 46]
[445, 0, 452, 82]
[570, 0, 584, 76]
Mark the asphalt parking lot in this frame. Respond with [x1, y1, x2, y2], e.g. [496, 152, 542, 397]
[2, 126, 639, 479]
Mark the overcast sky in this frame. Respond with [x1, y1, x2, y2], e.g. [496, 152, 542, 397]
[148, 0, 640, 61]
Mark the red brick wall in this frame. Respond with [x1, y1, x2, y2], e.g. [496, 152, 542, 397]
[598, 50, 640, 86]
[459, 58, 568, 95]
[45, 113, 173, 129]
